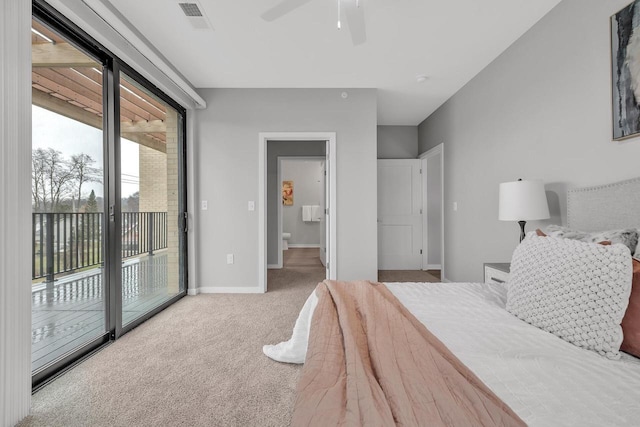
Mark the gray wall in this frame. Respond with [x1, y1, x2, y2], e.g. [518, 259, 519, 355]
[195, 88, 378, 288]
[377, 125, 418, 158]
[281, 159, 323, 246]
[418, 0, 640, 282]
[267, 142, 325, 265]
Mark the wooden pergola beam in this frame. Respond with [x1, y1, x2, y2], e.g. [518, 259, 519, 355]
[121, 119, 166, 134]
[32, 88, 166, 153]
[121, 133, 166, 153]
[32, 42, 98, 68]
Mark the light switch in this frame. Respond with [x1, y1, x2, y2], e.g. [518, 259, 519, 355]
[201, 200, 208, 210]
[248, 201, 255, 211]
[453, 202, 458, 211]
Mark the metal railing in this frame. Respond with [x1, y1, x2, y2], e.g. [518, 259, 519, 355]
[32, 211, 167, 281]
[122, 212, 167, 259]
[31, 254, 169, 306]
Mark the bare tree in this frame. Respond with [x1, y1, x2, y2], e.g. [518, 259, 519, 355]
[70, 153, 101, 209]
[32, 148, 48, 212]
[31, 148, 76, 212]
[44, 148, 75, 212]
[32, 150, 103, 212]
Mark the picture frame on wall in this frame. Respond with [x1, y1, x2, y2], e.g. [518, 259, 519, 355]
[611, 0, 640, 140]
[282, 180, 293, 205]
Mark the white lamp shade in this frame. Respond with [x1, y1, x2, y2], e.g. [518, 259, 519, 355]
[499, 180, 550, 221]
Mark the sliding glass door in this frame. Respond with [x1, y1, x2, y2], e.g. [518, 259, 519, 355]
[31, 16, 109, 378]
[31, 2, 188, 388]
[119, 72, 185, 327]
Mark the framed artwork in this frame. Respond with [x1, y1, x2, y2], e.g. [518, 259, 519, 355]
[282, 180, 293, 205]
[612, 1, 640, 140]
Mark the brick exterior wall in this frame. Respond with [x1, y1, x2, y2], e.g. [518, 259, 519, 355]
[138, 108, 180, 293]
[139, 146, 167, 212]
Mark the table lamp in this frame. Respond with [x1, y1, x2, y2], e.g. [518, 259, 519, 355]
[499, 179, 550, 242]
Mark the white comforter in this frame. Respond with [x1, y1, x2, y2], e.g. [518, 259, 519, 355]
[264, 282, 640, 426]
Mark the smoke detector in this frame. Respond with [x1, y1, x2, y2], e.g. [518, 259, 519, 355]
[176, 1, 213, 30]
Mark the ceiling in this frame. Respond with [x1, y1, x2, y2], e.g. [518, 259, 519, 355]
[106, 0, 562, 125]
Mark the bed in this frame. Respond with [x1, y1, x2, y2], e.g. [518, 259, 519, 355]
[264, 177, 640, 426]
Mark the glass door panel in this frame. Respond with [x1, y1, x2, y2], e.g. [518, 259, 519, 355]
[31, 18, 107, 373]
[119, 72, 183, 327]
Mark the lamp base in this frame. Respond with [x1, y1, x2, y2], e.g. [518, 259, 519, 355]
[518, 220, 527, 243]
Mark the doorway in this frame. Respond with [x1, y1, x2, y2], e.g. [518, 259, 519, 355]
[376, 145, 444, 282]
[275, 156, 326, 269]
[258, 133, 337, 292]
[377, 159, 423, 270]
[420, 144, 445, 279]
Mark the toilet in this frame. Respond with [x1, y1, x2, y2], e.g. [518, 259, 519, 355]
[282, 232, 291, 250]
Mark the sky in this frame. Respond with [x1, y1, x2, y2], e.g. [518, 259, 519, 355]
[32, 105, 140, 198]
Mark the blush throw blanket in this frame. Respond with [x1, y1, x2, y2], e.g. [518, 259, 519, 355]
[291, 280, 526, 427]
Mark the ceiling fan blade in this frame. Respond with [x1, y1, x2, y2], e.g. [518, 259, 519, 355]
[343, 0, 366, 46]
[261, 0, 315, 22]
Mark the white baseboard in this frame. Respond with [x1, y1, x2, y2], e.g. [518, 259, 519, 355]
[426, 264, 442, 270]
[198, 286, 264, 294]
[187, 288, 198, 296]
[288, 244, 320, 248]
[267, 264, 281, 269]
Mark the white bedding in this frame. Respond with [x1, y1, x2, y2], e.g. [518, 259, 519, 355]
[265, 281, 640, 426]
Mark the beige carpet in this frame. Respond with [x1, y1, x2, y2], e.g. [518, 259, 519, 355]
[19, 249, 441, 427]
[20, 254, 324, 427]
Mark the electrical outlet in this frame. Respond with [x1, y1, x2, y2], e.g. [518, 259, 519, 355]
[226, 254, 234, 264]
[201, 200, 208, 210]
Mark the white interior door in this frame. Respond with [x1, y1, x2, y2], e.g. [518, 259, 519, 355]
[319, 159, 327, 267]
[378, 159, 422, 270]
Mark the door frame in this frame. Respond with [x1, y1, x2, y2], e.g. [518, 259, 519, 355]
[419, 143, 445, 279]
[258, 132, 337, 292]
[274, 156, 326, 269]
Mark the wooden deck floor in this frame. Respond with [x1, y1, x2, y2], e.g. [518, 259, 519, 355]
[32, 252, 178, 372]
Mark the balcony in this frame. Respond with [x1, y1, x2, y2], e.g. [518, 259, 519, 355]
[32, 212, 173, 372]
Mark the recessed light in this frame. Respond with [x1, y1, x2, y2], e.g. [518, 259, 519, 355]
[416, 74, 429, 83]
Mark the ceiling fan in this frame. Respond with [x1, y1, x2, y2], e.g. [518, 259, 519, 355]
[261, 0, 367, 46]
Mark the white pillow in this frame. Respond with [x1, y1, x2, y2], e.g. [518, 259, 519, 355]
[507, 235, 633, 359]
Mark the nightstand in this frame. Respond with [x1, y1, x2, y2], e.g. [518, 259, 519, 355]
[484, 263, 510, 285]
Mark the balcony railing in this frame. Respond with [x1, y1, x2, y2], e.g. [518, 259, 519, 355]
[32, 211, 167, 281]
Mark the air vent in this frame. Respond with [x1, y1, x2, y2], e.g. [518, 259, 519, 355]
[174, 0, 213, 30]
[179, 3, 203, 17]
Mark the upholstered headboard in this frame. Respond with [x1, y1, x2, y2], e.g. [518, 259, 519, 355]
[567, 177, 640, 232]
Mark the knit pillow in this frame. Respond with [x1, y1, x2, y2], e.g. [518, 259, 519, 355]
[507, 235, 633, 359]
